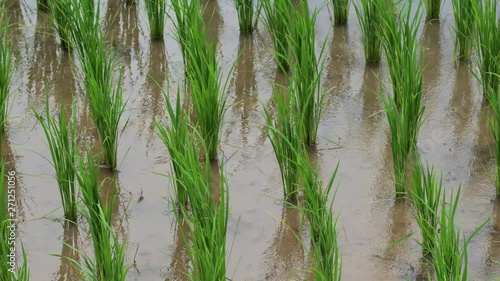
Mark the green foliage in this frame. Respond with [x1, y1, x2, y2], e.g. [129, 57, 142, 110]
[235, 0, 260, 34]
[0, 8, 13, 134]
[485, 74, 500, 194]
[330, 0, 350, 25]
[451, 0, 475, 60]
[424, 0, 441, 20]
[354, 0, 382, 63]
[260, 0, 292, 71]
[144, 0, 167, 39]
[48, 0, 75, 50]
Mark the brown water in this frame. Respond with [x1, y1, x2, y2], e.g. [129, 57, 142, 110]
[3, 0, 500, 280]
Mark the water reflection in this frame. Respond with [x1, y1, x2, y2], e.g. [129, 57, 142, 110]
[54, 223, 80, 281]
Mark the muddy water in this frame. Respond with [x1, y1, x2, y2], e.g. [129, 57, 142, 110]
[3, 0, 500, 280]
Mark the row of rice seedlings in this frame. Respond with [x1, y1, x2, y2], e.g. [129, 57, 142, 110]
[264, 90, 301, 203]
[260, 0, 292, 71]
[0, 7, 13, 134]
[410, 160, 443, 252]
[144, 0, 167, 39]
[377, 0, 424, 195]
[70, 0, 128, 170]
[473, 0, 500, 101]
[168, 126, 229, 279]
[47, 0, 75, 51]
[485, 75, 500, 194]
[170, 0, 195, 69]
[72, 149, 129, 280]
[172, 0, 231, 160]
[424, 0, 441, 20]
[155, 87, 190, 209]
[451, 0, 475, 60]
[299, 154, 342, 280]
[0, 161, 30, 280]
[329, 0, 350, 25]
[288, 0, 326, 147]
[34, 96, 78, 223]
[235, 0, 260, 34]
[354, 0, 382, 63]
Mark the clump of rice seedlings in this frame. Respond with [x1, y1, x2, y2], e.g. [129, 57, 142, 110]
[354, 0, 382, 63]
[235, 0, 260, 34]
[72, 149, 129, 280]
[473, 0, 500, 101]
[451, 0, 475, 60]
[329, 0, 350, 25]
[48, 0, 75, 51]
[377, 0, 424, 195]
[427, 188, 487, 280]
[288, 0, 326, 147]
[264, 90, 301, 203]
[0, 8, 13, 134]
[34, 96, 78, 223]
[155, 87, 190, 209]
[37, 0, 49, 10]
[144, 0, 166, 39]
[70, 0, 128, 170]
[424, 0, 441, 20]
[170, 130, 229, 280]
[260, 0, 292, 71]
[298, 153, 342, 280]
[485, 74, 500, 194]
[410, 160, 443, 252]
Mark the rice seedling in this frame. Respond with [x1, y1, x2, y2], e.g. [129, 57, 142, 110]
[424, 0, 441, 20]
[410, 160, 443, 252]
[298, 153, 342, 280]
[451, 0, 475, 60]
[47, 0, 75, 51]
[264, 89, 301, 203]
[427, 188, 487, 280]
[170, 130, 229, 280]
[155, 87, 190, 210]
[354, 0, 382, 63]
[144, 0, 167, 39]
[329, 0, 350, 25]
[72, 149, 129, 281]
[377, 0, 424, 195]
[260, 0, 292, 71]
[484, 74, 500, 194]
[288, 0, 327, 147]
[70, 0, 128, 170]
[234, 0, 260, 34]
[34, 96, 78, 223]
[0, 8, 13, 134]
[37, 0, 49, 10]
[473, 0, 500, 101]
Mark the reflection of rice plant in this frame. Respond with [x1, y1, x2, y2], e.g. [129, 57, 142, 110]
[473, 0, 500, 101]
[171, 131, 229, 280]
[410, 160, 442, 252]
[261, 0, 292, 71]
[354, 0, 382, 63]
[0, 161, 30, 280]
[34, 97, 78, 223]
[424, 0, 441, 20]
[451, 0, 475, 60]
[377, 0, 424, 195]
[235, 0, 260, 34]
[0, 9, 13, 134]
[72, 149, 129, 280]
[155, 88, 190, 209]
[48, 0, 75, 51]
[484, 74, 500, 194]
[330, 0, 350, 25]
[144, 0, 167, 39]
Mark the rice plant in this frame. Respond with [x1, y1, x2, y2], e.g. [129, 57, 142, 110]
[34, 96, 78, 223]
[260, 0, 292, 71]
[473, 0, 500, 101]
[235, 0, 260, 34]
[288, 0, 327, 147]
[354, 0, 382, 63]
[72, 149, 129, 281]
[155, 87, 190, 210]
[451, 0, 475, 60]
[329, 0, 350, 25]
[377, 0, 424, 195]
[485, 74, 500, 194]
[0, 8, 13, 134]
[48, 0, 75, 51]
[410, 160, 443, 252]
[70, 0, 128, 170]
[424, 0, 441, 20]
[299, 153, 342, 280]
[170, 130, 229, 280]
[264, 90, 301, 204]
[144, 0, 167, 39]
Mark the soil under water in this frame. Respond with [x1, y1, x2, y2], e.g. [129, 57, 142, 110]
[3, 0, 500, 280]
